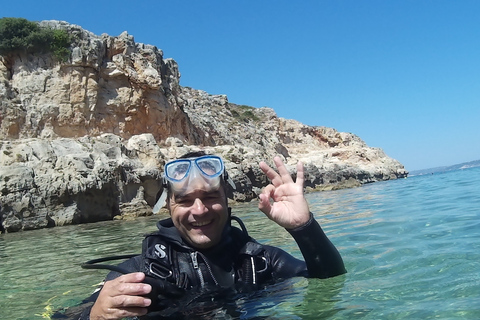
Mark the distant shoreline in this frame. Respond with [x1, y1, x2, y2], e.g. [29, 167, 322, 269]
[409, 159, 480, 176]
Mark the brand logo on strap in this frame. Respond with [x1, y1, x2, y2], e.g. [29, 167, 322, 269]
[155, 244, 167, 259]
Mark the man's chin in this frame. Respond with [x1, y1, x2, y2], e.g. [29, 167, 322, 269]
[189, 234, 219, 250]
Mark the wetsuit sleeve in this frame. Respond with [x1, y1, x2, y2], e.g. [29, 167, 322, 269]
[287, 213, 346, 279]
[263, 245, 310, 279]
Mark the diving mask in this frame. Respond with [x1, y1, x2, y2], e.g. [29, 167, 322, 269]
[153, 155, 233, 213]
[165, 155, 224, 193]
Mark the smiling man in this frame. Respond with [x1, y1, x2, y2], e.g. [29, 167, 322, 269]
[79, 151, 346, 320]
[164, 154, 230, 250]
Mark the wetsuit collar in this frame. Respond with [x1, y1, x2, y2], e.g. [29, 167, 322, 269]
[155, 218, 189, 248]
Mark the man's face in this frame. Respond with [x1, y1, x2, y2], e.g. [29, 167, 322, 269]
[168, 186, 228, 250]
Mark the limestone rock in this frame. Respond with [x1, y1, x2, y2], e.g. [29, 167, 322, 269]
[0, 21, 407, 232]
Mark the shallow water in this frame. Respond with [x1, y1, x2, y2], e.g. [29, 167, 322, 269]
[1, 167, 479, 319]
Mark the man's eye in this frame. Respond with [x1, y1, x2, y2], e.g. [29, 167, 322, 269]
[174, 164, 189, 176]
[198, 163, 217, 175]
[204, 195, 221, 202]
[177, 199, 193, 206]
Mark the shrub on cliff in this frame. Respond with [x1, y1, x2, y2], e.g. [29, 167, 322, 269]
[0, 17, 70, 61]
[229, 104, 260, 123]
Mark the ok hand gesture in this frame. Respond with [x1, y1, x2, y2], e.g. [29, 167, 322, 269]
[258, 156, 310, 229]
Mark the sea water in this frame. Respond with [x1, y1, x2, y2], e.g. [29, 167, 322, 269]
[1, 167, 479, 319]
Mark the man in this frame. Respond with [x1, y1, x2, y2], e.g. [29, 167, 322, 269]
[79, 152, 346, 319]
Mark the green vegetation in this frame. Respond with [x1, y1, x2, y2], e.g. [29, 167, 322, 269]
[230, 104, 260, 122]
[0, 17, 71, 61]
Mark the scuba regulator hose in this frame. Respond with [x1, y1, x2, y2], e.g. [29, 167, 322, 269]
[81, 254, 185, 312]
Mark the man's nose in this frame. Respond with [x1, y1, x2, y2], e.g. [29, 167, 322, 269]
[191, 198, 208, 214]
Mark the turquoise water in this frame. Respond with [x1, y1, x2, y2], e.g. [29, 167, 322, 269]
[1, 167, 479, 319]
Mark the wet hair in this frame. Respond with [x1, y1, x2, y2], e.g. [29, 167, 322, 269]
[178, 150, 207, 159]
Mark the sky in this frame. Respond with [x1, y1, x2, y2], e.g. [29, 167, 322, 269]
[3, 0, 480, 171]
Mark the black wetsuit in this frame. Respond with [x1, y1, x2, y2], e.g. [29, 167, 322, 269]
[76, 214, 345, 319]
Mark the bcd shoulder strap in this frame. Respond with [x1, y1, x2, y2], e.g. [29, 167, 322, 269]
[142, 233, 176, 280]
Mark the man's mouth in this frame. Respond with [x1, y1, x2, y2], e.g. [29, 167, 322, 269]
[191, 220, 213, 227]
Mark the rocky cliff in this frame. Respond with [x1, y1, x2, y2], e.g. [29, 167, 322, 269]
[0, 21, 407, 232]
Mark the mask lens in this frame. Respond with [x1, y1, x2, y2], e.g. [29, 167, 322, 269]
[165, 160, 191, 181]
[195, 156, 223, 177]
[164, 155, 224, 184]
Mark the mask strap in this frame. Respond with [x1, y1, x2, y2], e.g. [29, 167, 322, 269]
[152, 191, 167, 214]
[153, 177, 168, 214]
[224, 171, 236, 190]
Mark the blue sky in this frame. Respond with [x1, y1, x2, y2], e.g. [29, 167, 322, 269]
[3, 1, 480, 171]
